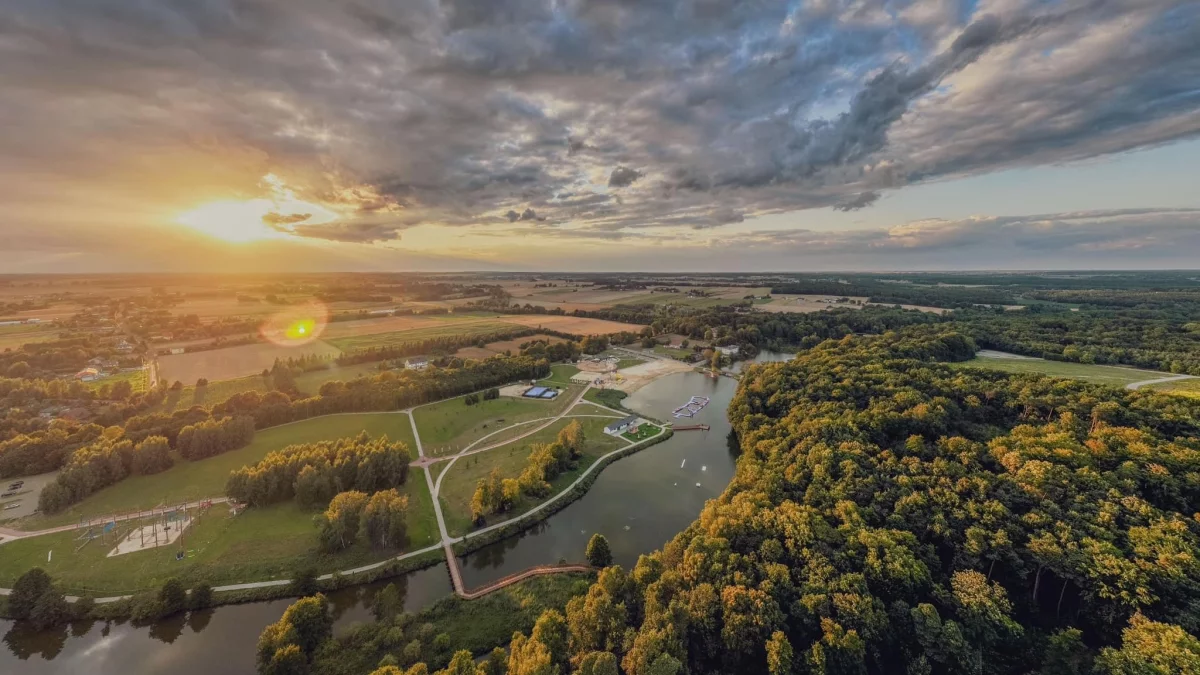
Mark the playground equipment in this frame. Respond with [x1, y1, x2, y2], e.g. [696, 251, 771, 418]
[672, 396, 710, 418]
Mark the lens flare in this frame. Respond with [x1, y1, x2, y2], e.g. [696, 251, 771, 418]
[260, 302, 329, 347]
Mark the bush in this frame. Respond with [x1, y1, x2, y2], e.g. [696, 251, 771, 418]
[290, 567, 320, 597]
[189, 583, 214, 610]
[585, 533, 612, 568]
[29, 589, 70, 630]
[9, 568, 53, 619]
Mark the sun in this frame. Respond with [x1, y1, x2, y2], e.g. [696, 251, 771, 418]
[174, 199, 286, 243]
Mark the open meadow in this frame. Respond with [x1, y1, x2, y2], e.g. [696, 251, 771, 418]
[435, 415, 626, 535]
[326, 319, 518, 352]
[22, 413, 418, 528]
[151, 362, 384, 413]
[950, 353, 1174, 388]
[413, 385, 583, 456]
[157, 340, 342, 383]
[0, 480, 437, 595]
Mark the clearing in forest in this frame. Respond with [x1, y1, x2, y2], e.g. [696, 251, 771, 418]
[951, 353, 1177, 388]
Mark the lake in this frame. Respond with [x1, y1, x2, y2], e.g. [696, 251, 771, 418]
[0, 358, 765, 674]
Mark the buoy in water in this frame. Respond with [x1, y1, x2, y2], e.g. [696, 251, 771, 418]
[695, 483, 702, 487]
[701, 465, 707, 471]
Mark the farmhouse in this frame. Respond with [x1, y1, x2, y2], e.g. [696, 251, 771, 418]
[604, 415, 640, 435]
[406, 357, 429, 370]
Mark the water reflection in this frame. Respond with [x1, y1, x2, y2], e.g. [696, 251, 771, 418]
[457, 368, 741, 588]
[1, 352, 786, 674]
[0, 563, 452, 674]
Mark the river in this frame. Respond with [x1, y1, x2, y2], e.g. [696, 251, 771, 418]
[0, 353, 790, 674]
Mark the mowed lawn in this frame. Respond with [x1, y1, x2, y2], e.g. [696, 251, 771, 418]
[950, 355, 1172, 388]
[0, 474, 437, 595]
[436, 415, 626, 535]
[413, 385, 582, 456]
[22, 413, 418, 529]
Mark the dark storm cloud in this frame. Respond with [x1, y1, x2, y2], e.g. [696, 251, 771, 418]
[608, 166, 643, 188]
[0, 0, 1197, 245]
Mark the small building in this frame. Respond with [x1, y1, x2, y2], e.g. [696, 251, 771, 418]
[523, 386, 559, 399]
[406, 357, 429, 370]
[168, 348, 185, 355]
[604, 415, 640, 435]
[716, 345, 740, 356]
[74, 367, 100, 382]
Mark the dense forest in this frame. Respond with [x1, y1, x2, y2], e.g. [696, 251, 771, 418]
[291, 326, 1200, 674]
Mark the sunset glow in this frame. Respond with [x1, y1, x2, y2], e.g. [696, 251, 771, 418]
[175, 199, 288, 243]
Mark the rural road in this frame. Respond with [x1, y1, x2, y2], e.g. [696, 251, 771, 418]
[1125, 374, 1197, 390]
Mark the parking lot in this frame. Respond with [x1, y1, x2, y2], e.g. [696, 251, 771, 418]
[0, 470, 59, 522]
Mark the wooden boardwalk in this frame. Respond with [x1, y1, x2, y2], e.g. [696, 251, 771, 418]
[454, 562, 594, 600]
[672, 424, 710, 431]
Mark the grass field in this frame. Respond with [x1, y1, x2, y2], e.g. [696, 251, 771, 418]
[621, 423, 663, 442]
[950, 355, 1171, 388]
[0, 323, 55, 350]
[436, 416, 626, 535]
[0, 476, 437, 595]
[413, 385, 582, 456]
[584, 388, 628, 409]
[1148, 377, 1200, 398]
[326, 320, 518, 353]
[652, 345, 693, 360]
[538, 364, 580, 385]
[153, 363, 386, 414]
[158, 341, 343, 383]
[84, 368, 149, 393]
[20, 413, 419, 528]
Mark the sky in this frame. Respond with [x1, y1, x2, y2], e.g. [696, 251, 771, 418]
[1, 0, 1198, 273]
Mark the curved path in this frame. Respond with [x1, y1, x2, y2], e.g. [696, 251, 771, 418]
[0, 383, 660, 604]
[1125, 373, 1196, 390]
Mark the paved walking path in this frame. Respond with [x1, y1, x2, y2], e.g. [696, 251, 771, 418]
[0, 497, 232, 542]
[0, 379, 665, 606]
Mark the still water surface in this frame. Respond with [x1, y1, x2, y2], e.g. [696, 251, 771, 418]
[0, 356, 787, 674]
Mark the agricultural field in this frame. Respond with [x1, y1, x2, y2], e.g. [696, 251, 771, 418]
[413, 385, 582, 456]
[321, 312, 501, 340]
[0, 477, 437, 595]
[0, 322, 57, 350]
[151, 363, 385, 413]
[435, 415, 626, 535]
[454, 333, 569, 360]
[21, 413, 418, 528]
[453, 346, 498, 360]
[157, 340, 342, 383]
[950, 352, 1174, 388]
[325, 320, 518, 353]
[493, 314, 645, 335]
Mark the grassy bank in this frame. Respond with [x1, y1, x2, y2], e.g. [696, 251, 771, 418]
[0, 474, 438, 596]
[436, 416, 626, 535]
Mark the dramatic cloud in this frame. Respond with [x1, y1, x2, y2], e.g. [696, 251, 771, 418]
[0, 0, 1197, 253]
[608, 167, 643, 188]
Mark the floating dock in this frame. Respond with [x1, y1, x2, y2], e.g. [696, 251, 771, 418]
[672, 395, 711, 418]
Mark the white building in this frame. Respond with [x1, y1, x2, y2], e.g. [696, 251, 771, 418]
[716, 345, 740, 356]
[406, 357, 429, 370]
[604, 415, 640, 435]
